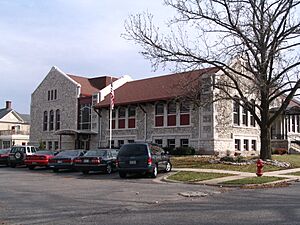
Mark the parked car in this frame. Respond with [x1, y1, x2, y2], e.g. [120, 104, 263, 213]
[8, 146, 38, 168]
[24, 150, 57, 170]
[117, 143, 172, 178]
[0, 149, 10, 166]
[74, 149, 118, 174]
[49, 150, 86, 172]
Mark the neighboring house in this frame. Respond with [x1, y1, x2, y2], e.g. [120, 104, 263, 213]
[0, 101, 30, 149]
[30, 66, 131, 150]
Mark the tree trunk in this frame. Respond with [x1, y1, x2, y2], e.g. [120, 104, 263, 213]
[260, 124, 272, 160]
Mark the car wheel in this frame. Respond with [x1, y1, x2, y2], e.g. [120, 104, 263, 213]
[53, 168, 59, 172]
[119, 171, 127, 178]
[106, 164, 112, 174]
[14, 151, 24, 160]
[28, 165, 35, 170]
[151, 164, 158, 178]
[82, 170, 89, 175]
[164, 161, 172, 173]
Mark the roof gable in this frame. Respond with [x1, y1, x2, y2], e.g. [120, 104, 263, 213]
[67, 74, 117, 97]
[0, 110, 25, 123]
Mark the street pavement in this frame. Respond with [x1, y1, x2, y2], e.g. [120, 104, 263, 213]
[0, 166, 299, 224]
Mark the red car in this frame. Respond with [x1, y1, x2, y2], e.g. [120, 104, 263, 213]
[25, 150, 56, 170]
[0, 149, 10, 166]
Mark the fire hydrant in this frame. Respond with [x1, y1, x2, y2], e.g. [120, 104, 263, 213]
[256, 159, 264, 177]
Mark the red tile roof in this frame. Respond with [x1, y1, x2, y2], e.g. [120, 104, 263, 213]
[67, 74, 117, 97]
[95, 68, 219, 108]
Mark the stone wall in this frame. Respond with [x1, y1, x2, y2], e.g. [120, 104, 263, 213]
[30, 67, 79, 149]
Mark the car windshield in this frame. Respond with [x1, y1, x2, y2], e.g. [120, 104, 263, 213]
[56, 150, 81, 157]
[10, 147, 26, 153]
[118, 144, 148, 157]
[84, 150, 107, 157]
[0, 149, 10, 154]
[35, 151, 54, 155]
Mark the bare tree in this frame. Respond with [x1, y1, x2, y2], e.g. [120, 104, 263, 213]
[124, 0, 300, 160]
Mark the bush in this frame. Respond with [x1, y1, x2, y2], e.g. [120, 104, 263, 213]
[220, 156, 246, 163]
[272, 148, 287, 155]
[170, 147, 196, 156]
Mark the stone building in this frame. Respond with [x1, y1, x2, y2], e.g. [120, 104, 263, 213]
[0, 101, 30, 148]
[30, 66, 131, 150]
[31, 66, 300, 155]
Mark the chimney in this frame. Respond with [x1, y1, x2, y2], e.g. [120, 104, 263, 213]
[6, 101, 12, 110]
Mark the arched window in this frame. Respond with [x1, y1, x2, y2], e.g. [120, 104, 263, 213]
[155, 102, 164, 127]
[167, 102, 176, 126]
[128, 106, 136, 128]
[43, 111, 48, 131]
[79, 105, 91, 130]
[49, 110, 54, 131]
[55, 109, 60, 130]
[118, 107, 126, 129]
[233, 97, 240, 125]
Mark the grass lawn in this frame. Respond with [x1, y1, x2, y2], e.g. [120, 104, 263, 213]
[171, 154, 300, 173]
[171, 157, 283, 172]
[221, 176, 286, 185]
[272, 155, 300, 168]
[167, 171, 232, 182]
[286, 171, 300, 176]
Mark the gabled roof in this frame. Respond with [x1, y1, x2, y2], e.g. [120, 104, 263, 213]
[95, 68, 219, 108]
[0, 108, 12, 120]
[67, 74, 117, 97]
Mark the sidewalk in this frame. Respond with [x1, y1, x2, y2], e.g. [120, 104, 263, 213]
[171, 167, 300, 186]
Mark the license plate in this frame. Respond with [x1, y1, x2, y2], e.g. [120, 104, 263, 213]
[84, 159, 89, 163]
[32, 162, 37, 165]
[57, 160, 62, 163]
[129, 160, 136, 165]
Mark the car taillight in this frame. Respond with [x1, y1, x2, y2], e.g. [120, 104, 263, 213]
[116, 159, 119, 167]
[91, 158, 100, 164]
[147, 157, 152, 166]
[63, 159, 72, 163]
[74, 158, 82, 163]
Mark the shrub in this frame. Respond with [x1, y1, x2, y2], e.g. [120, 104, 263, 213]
[220, 156, 246, 163]
[170, 147, 196, 156]
[272, 148, 287, 155]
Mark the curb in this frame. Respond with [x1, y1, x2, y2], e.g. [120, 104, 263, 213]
[161, 171, 300, 188]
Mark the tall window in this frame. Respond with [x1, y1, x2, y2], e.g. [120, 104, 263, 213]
[167, 139, 175, 149]
[180, 139, 189, 147]
[48, 91, 50, 101]
[242, 106, 248, 126]
[297, 115, 300, 133]
[54, 89, 57, 100]
[49, 110, 54, 131]
[251, 140, 257, 151]
[292, 115, 295, 132]
[155, 102, 164, 127]
[235, 139, 241, 151]
[167, 102, 176, 126]
[112, 110, 116, 129]
[48, 141, 53, 150]
[51, 90, 53, 100]
[118, 107, 126, 129]
[180, 102, 190, 126]
[43, 111, 48, 131]
[243, 139, 249, 151]
[233, 98, 240, 125]
[155, 139, 163, 147]
[128, 106, 136, 128]
[250, 100, 255, 126]
[55, 109, 60, 130]
[79, 104, 91, 130]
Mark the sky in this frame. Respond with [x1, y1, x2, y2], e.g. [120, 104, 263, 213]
[0, 0, 175, 114]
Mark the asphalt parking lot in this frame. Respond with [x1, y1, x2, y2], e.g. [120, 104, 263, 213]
[0, 166, 223, 225]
